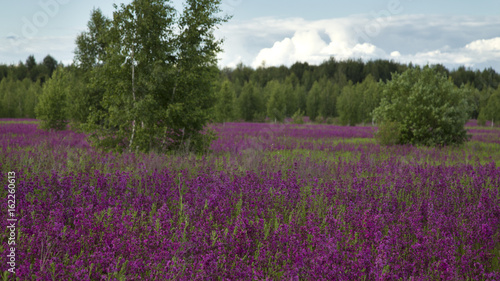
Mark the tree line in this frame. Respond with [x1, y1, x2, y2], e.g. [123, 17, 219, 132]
[1, 55, 499, 128]
[0, 55, 58, 118]
[214, 59, 500, 126]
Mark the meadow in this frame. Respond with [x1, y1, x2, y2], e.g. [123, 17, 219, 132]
[1, 119, 499, 280]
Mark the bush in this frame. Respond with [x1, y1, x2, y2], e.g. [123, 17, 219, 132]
[314, 115, 325, 124]
[478, 89, 500, 127]
[35, 67, 69, 130]
[291, 109, 305, 124]
[175, 127, 218, 156]
[375, 121, 401, 146]
[373, 66, 471, 146]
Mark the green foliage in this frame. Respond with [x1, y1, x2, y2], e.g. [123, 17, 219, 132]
[373, 66, 471, 146]
[2, 51, 499, 132]
[43, 55, 58, 78]
[25, 55, 54, 83]
[25, 55, 37, 72]
[175, 127, 218, 156]
[214, 80, 235, 123]
[0, 77, 41, 118]
[306, 77, 338, 122]
[291, 109, 305, 124]
[358, 74, 382, 124]
[292, 83, 307, 114]
[76, 0, 229, 153]
[35, 68, 70, 130]
[301, 70, 314, 91]
[266, 80, 286, 122]
[314, 114, 325, 124]
[12, 62, 28, 81]
[283, 73, 299, 116]
[337, 75, 382, 126]
[74, 8, 111, 72]
[65, 68, 89, 126]
[238, 81, 263, 122]
[317, 77, 338, 119]
[325, 117, 338, 125]
[306, 80, 322, 121]
[337, 81, 359, 126]
[375, 121, 401, 146]
[478, 87, 500, 127]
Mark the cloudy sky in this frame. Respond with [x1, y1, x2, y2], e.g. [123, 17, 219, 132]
[1, 0, 500, 71]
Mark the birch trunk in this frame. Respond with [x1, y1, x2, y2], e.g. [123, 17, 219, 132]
[129, 48, 136, 151]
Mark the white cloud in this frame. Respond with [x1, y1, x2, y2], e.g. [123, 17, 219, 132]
[465, 37, 500, 52]
[253, 29, 330, 67]
[254, 37, 295, 67]
[391, 51, 401, 57]
[392, 36, 500, 68]
[249, 18, 388, 68]
[216, 15, 500, 70]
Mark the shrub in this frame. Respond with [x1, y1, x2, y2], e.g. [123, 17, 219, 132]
[291, 109, 304, 124]
[35, 67, 69, 130]
[314, 115, 325, 124]
[478, 89, 500, 127]
[373, 66, 471, 146]
[375, 121, 401, 146]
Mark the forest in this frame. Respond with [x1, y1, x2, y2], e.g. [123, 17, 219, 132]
[1, 54, 499, 127]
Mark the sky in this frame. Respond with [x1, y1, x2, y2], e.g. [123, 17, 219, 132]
[1, 0, 500, 71]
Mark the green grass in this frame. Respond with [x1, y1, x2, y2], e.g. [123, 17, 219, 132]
[267, 149, 359, 163]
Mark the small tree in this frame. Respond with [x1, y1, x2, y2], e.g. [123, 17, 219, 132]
[358, 74, 382, 125]
[75, 0, 229, 153]
[306, 81, 322, 121]
[337, 81, 360, 126]
[283, 74, 298, 116]
[374, 121, 400, 146]
[373, 66, 471, 146]
[237, 81, 263, 122]
[266, 80, 286, 122]
[215, 80, 235, 123]
[291, 109, 305, 124]
[317, 77, 337, 119]
[43, 55, 58, 78]
[478, 88, 500, 127]
[35, 67, 69, 130]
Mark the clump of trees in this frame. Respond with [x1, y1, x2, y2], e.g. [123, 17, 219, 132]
[214, 80, 236, 123]
[0, 55, 58, 118]
[31, 0, 227, 153]
[212, 59, 499, 130]
[373, 66, 472, 146]
[74, 0, 229, 153]
[478, 87, 500, 127]
[35, 68, 70, 130]
[336, 74, 381, 126]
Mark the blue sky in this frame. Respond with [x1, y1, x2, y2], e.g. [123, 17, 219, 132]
[1, 0, 500, 70]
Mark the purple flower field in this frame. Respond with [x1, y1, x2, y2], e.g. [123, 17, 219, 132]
[1, 121, 500, 280]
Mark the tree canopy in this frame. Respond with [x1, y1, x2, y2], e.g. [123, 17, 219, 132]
[478, 87, 500, 127]
[373, 66, 472, 146]
[35, 67, 70, 130]
[74, 0, 229, 153]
